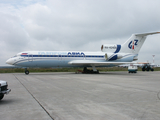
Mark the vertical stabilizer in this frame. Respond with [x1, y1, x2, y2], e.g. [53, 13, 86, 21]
[120, 32, 160, 54]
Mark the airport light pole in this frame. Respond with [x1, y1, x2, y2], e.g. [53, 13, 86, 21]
[152, 55, 155, 65]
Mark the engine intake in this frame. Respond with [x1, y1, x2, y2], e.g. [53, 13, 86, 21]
[105, 53, 123, 61]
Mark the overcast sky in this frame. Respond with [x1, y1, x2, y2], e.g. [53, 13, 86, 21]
[1, 0, 160, 66]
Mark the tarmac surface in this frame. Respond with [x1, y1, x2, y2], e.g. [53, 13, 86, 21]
[0, 71, 160, 120]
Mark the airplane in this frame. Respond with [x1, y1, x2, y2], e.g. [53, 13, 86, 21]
[6, 32, 160, 75]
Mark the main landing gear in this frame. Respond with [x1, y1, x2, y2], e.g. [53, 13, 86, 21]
[77, 67, 99, 74]
[25, 68, 29, 75]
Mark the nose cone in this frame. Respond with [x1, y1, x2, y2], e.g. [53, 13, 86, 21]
[6, 58, 14, 65]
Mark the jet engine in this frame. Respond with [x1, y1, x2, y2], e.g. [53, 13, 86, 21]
[101, 44, 121, 53]
[101, 44, 122, 61]
[105, 53, 123, 61]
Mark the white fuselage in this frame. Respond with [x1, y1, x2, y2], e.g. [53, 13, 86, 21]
[6, 51, 136, 68]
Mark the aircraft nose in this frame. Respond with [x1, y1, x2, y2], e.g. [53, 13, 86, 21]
[6, 58, 14, 65]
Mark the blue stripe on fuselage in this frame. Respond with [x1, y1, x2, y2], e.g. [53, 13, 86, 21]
[21, 55, 104, 58]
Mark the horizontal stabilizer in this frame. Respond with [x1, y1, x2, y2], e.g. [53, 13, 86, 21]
[135, 32, 160, 36]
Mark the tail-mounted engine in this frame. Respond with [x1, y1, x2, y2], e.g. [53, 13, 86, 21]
[101, 44, 121, 53]
[105, 53, 123, 61]
[101, 44, 122, 61]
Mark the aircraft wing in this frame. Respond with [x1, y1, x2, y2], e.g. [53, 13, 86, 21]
[68, 60, 133, 66]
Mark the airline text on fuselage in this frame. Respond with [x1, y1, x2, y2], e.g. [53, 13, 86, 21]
[38, 52, 85, 56]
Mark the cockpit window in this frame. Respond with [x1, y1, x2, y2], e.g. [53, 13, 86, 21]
[13, 55, 17, 57]
[12, 54, 20, 58]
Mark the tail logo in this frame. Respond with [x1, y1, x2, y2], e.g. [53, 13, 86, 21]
[128, 39, 138, 49]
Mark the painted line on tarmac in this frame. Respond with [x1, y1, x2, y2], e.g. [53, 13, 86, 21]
[13, 74, 54, 120]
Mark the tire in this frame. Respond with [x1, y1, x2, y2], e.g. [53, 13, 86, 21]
[25, 70, 29, 75]
[142, 68, 145, 71]
[0, 93, 4, 100]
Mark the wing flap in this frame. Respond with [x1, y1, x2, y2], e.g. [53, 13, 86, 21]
[68, 60, 133, 66]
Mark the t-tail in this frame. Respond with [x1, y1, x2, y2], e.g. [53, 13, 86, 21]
[120, 32, 160, 54]
[101, 32, 160, 61]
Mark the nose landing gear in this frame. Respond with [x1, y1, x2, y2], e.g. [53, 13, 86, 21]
[25, 68, 29, 75]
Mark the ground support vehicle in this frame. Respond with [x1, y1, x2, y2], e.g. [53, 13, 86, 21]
[128, 65, 138, 73]
[142, 64, 154, 71]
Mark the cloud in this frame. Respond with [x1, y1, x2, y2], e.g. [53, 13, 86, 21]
[1, 0, 160, 65]
[0, 12, 28, 49]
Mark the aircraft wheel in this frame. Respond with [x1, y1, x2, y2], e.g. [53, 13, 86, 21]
[0, 93, 4, 100]
[25, 70, 29, 75]
[142, 67, 145, 71]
